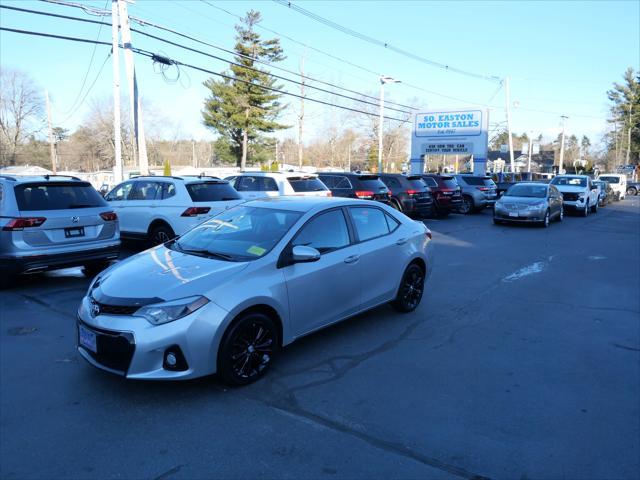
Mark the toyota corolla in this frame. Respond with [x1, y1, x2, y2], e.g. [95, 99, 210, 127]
[77, 197, 433, 385]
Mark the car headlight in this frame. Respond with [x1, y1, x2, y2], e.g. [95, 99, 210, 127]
[526, 202, 545, 210]
[134, 296, 209, 325]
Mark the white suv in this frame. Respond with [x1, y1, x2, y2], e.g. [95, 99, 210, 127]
[225, 172, 331, 200]
[105, 176, 243, 244]
[549, 174, 599, 216]
[598, 174, 627, 200]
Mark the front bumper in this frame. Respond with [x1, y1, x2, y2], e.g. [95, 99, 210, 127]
[0, 242, 120, 275]
[76, 296, 230, 380]
[562, 201, 587, 211]
[494, 208, 546, 223]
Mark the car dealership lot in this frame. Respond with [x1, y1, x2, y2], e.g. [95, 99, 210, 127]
[1, 198, 639, 479]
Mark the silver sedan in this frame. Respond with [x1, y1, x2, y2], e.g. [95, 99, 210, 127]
[493, 182, 564, 227]
[77, 197, 434, 385]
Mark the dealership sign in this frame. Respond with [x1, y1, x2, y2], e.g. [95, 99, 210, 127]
[410, 108, 489, 175]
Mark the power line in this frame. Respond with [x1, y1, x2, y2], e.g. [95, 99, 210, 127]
[16, 2, 414, 114]
[273, 0, 501, 83]
[0, 26, 411, 124]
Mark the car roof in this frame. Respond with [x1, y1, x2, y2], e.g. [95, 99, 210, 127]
[235, 171, 318, 178]
[243, 196, 373, 212]
[0, 175, 84, 184]
[511, 182, 549, 187]
[128, 175, 226, 183]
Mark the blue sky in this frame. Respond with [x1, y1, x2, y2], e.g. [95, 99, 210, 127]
[1, 0, 638, 149]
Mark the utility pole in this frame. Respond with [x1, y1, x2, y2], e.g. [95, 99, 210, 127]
[118, 0, 149, 175]
[378, 75, 401, 174]
[527, 131, 533, 173]
[559, 115, 568, 174]
[111, 0, 123, 183]
[504, 76, 515, 174]
[45, 90, 57, 175]
[298, 53, 305, 170]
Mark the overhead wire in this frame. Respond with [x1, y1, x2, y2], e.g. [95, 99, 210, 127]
[0, 26, 411, 124]
[273, 0, 501, 83]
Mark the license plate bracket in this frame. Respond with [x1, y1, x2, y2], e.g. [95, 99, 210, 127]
[509, 212, 519, 217]
[79, 325, 97, 353]
[65, 226, 85, 238]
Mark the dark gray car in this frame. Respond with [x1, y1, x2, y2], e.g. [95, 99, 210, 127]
[493, 182, 563, 227]
[0, 175, 120, 287]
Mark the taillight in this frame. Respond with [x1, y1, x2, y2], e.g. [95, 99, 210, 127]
[476, 187, 489, 191]
[406, 189, 419, 195]
[2, 217, 46, 231]
[181, 207, 211, 217]
[100, 211, 118, 221]
[355, 190, 374, 199]
[326, 191, 332, 197]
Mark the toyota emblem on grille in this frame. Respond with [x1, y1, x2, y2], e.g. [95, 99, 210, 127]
[71, 216, 80, 223]
[90, 300, 100, 317]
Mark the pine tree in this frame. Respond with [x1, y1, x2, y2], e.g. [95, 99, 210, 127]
[202, 10, 288, 169]
[607, 68, 639, 164]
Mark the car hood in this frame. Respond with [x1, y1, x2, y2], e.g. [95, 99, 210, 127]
[499, 196, 547, 204]
[552, 185, 587, 193]
[94, 245, 250, 304]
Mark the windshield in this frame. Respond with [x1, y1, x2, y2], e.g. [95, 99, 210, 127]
[14, 182, 106, 211]
[287, 177, 328, 192]
[599, 176, 619, 184]
[504, 184, 547, 198]
[550, 176, 587, 187]
[170, 206, 302, 261]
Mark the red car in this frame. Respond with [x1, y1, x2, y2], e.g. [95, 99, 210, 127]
[420, 174, 463, 217]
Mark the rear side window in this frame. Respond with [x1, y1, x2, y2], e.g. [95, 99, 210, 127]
[422, 177, 438, 187]
[106, 181, 133, 201]
[407, 179, 428, 191]
[161, 183, 176, 199]
[599, 176, 619, 184]
[459, 176, 485, 186]
[186, 182, 241, 202]
[349, 207, 391, 241]
[293, 209, 350, 253]
[287, 177, 328, 192]
[441, 177, 458, 189]
[381, 176, 402, 189]
[14, 182, 106, 211]
[129, 181, 162, 200]
[237, 176, 279, 192]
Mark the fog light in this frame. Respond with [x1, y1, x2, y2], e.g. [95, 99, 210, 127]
[165, 352, 177, 367]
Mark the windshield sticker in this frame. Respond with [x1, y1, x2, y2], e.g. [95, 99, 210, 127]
[247, 245, 266, 256]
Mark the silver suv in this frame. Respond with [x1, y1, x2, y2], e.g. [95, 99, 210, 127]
[453, 174, 498, 214]
[0, 175, 120, 286]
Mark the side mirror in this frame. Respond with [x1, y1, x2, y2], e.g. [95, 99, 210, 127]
[99, 185, 109, 196]
[292, 245, 321, 263]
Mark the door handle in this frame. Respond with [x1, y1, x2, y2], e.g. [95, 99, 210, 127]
[396, 238, 407, 245]
[344, 255, 360, 264]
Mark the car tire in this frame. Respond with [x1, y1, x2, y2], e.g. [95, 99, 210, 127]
[591, 201, 598, 213]
[627, 186, 637, 196]
[493, 217, 502, 225]
[541, 209, 550, 228]
[149, 223, 175, 246]
[217, 312, 279, 386]
[82, 261, 111, 277]
[459, 196, 474, 215]
[391, 263, 425, 313]
[582, 203, 589, 217]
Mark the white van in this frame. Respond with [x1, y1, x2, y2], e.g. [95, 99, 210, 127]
[598, 174, 627, 200]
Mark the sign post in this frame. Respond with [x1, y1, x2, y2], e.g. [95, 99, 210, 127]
[410, 108, 489, 175]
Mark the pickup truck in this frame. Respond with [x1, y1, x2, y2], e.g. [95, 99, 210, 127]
[549, 174, 599, 216]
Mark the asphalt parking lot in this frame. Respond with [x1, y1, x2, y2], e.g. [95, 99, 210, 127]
[1, 197, 639, 480]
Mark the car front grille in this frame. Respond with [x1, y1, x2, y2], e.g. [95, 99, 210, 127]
[96, 302, 140, 315]
[562, 192, 579, 201]
[78, 321, 135, 374]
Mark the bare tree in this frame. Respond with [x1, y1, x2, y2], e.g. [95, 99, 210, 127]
[0, 69, 45, 165]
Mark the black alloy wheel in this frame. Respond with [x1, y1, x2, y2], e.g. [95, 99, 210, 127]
[150, 224, 175, 246]
[218, 313, 278, 386]
[392, 264, 425, 313]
